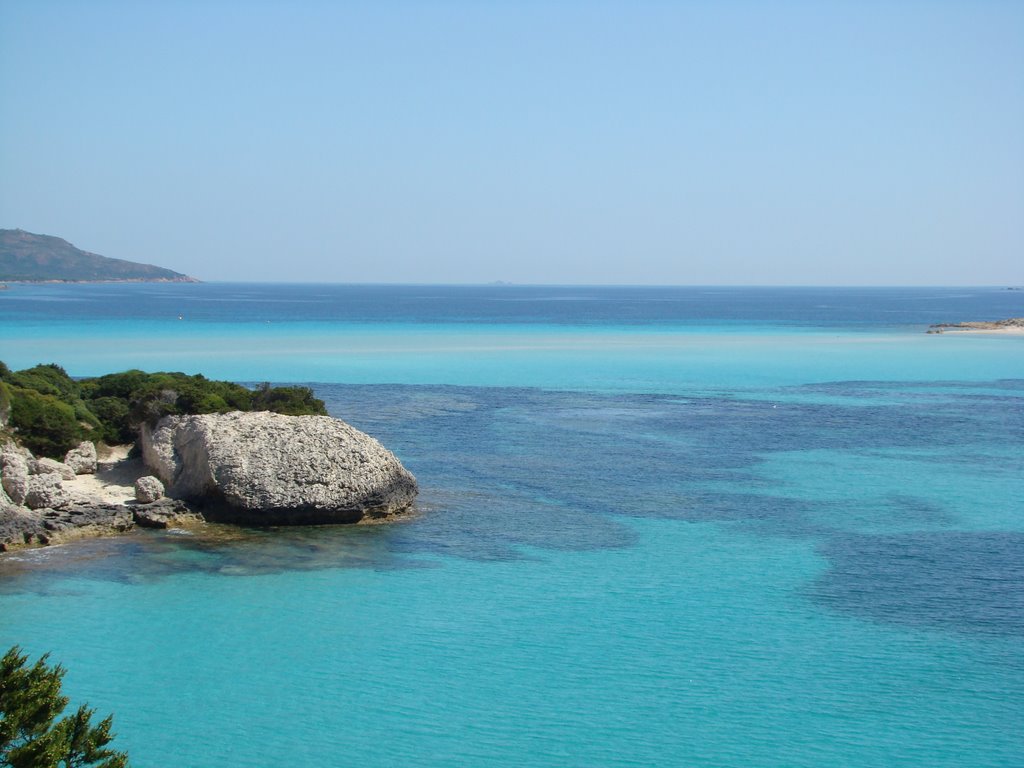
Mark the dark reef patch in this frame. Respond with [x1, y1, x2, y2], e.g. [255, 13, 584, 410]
[811, 531, 1024, 637]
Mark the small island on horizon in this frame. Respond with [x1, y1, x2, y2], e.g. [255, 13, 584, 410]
[927, 317, 1024, 334]
[0, 228, 198, 283]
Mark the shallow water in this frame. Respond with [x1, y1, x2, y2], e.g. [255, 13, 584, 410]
[1, 284, 1022, 767]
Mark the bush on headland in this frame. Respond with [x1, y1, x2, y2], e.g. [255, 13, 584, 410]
[0, 361, 327, 458]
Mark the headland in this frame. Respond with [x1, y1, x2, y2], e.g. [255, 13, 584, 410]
[1, 363, 417, 552]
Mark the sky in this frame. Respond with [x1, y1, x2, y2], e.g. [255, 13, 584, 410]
[1, 0, 1021, 285]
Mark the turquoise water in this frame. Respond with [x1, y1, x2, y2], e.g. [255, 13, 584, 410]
[1, 284, 1022, 767]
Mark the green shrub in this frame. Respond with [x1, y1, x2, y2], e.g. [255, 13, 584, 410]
[251, 383, 326, 416]
[79, 370, 149, 400]
[5, 364, 78, 400]
[0, 359, 329, 453]
[88, 396, 134, 445]
[7, 387, 84, 458]
[4, 364, 99, 435]
[117, 373, 254, 427]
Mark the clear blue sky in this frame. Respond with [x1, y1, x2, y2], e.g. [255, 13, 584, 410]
[1, 0, 1021, 284]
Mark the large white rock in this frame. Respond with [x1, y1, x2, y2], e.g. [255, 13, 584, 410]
[1, 450, 29, 506]
[65, 441, 98, 475]
[24, 473, 67, 510]
[140, 411, 417, 524]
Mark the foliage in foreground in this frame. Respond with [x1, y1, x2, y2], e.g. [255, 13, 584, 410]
[0, 361, 328, 457]
[0, 646, 128, 768]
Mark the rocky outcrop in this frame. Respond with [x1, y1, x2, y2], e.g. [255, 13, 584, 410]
[2, 450, 29, 505]
[0, 440, 211, 552]
[35, 503, 134, 545]
[65, 441, 98, 474]
[1, 408, 417, 552]
[132, 498, 203, 529]
[24, 473, 68, 510]
[135, 476, 164, 504]
[141, 411, 418, 524]
[0, 508, 44, 550]
[0, 503, 137, 550]
[30, 457, 76, 480]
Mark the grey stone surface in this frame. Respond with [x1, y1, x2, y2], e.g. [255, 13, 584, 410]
[133, 498, 203, 529]
[1, 451, 29, 506]
[141, 411, 418, 524]
[135, 475, 165, 504]
[24, 473, 68, 510]
[0, 508, 43, 551]
[35, 503, 134, 544]
[65, 441, 98, 474]
[30, 457, 77, 480]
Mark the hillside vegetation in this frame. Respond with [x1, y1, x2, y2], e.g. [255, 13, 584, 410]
[0, 229, 196, 282]
[0, 362, 326, 457]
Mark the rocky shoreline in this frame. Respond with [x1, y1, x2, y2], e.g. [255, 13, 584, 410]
[1, 411, 417, 553]
[926, 317, 1024, 334]
[1, 442, 202, 551]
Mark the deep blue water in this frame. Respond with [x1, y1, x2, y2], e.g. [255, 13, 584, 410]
[1, 284, 1022, 767]
[2, 282, 1023, 327]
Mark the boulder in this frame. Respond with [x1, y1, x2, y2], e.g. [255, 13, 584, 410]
[135, 475, 165, 504]
[30, 457, 77, 480]
[141, 411, 418, 524]
[37, 503, 134, 544]
[133, 498, 203, 529]
[24, 473, 68, 510]
[0, 508, 44, 551]
[1, 501, 137, 551]
[65, 441, 98, 474]
[1, 451, 29, 506]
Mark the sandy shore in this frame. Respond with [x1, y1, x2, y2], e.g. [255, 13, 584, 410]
[62, 445, 148, 505]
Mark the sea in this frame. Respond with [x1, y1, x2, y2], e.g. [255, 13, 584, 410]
[0, 283, 1022, 767]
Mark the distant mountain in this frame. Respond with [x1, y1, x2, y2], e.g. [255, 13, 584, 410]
[0, 229, 198, 282]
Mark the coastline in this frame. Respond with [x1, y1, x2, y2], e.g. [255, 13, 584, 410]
[0, 276, 199, 284]
[930, 326, 1024, 335]
[1, 445, 205, 552]
[927, 317, 1024, 335]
